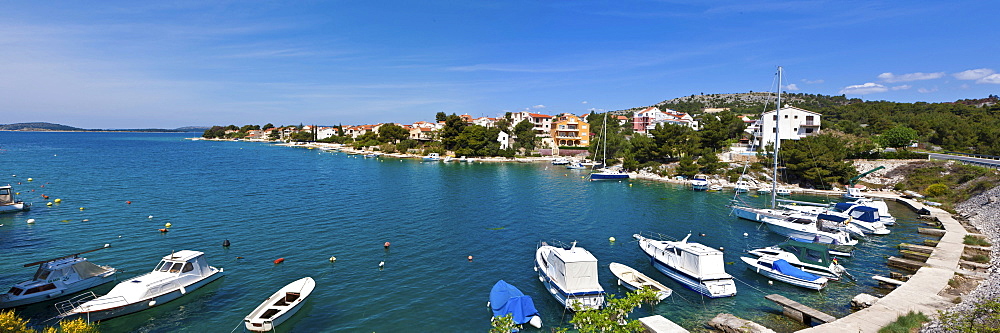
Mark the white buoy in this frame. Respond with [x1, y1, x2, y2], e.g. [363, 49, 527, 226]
[609, 236, 616, 242]
[768, 281, 774, 285]
[104, 243, 111, 248]
[743, 232, 749, 237]
[329, 256, 337, 262]
[26, 219, 35, 224]
[378, 261, 385, 268]
[148, 215, 154, 219]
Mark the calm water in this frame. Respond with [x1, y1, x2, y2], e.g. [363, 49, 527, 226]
[0, 132, 930, 332]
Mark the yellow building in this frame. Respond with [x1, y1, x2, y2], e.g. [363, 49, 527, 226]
[550, 114, 590, 147]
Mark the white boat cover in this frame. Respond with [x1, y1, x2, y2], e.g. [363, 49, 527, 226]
[678, 243, 729, 280]
[545, 247, 599, 293]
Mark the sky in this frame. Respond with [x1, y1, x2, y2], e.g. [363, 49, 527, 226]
[1, 1, 998, 129]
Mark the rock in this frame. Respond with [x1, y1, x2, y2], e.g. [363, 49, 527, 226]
[851, 293, 880, 310]
[707, 313, 776, 333]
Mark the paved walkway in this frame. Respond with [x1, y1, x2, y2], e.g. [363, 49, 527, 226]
[797, 198, 968, 332]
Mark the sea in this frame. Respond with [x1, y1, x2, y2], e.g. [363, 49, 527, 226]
[0, 132, 932, 333]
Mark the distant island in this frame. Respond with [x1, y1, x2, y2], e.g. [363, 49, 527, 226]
[0, 122, 208, 132]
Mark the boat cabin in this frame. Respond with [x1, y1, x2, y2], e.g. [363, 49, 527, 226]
[670, 242, 730, 281]
[541, 246, 601, 294]
[0, 186, 16, 205]
[5, 257, 108, 298]
[153, 251, 212, 277]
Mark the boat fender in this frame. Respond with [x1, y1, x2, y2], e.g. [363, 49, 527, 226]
[274, 258, 285, 264]
[223, 239, 231, 247]
[528, 315, 542, 328]
[148, 300, 156, 307]
[719, 247, 725, 251]
[158, 228, 168, 233]
[768, 281, 773, 285]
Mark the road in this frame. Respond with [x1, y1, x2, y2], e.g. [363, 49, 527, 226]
[927, 152, 1000, 169]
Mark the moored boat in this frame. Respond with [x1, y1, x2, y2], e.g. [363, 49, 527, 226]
[0, 185, 30, 213]
[734, 181, 751, 193]
[551, 158, 570, 165]
[1, 247, 116, 309]
[740, 256, 828, 290]
[633, 233, 736, 298]
[244, 277, 315, 332]
[488, 280, 542, 329]
[747, 240, 851, 281]
[57, 250, 224, 322]
[423, 153, 441, 161]
[608, 263, 671, 301]
[534, 241, 605, 311]
[760, 216, 858, 246]
[690, 176, 709, 191]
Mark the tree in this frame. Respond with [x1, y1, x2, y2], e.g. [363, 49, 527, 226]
[512, 119, 537, 152]
[675, 155, 699, 178]
[378, 123, 409, 143]
[0, 310, 100, 333]
[439, 114, 467, 150]
[435, 112, 447, 122]
[263, 123, 274, 130]
[289, 131, 313, 142]
[876, 125, 918, 148]
[698, 151, 726, 174]
[781, 134, 857, 188]
[566, 288, 660, 333]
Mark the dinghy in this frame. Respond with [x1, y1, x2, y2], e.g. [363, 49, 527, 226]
[488, 280, 542, 329]
[244, 277, 315, 332]
[608, 263, 671, 301]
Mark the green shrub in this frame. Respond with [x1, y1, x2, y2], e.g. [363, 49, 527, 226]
[925, 183, 950, 197]
[879, 311, 929, 333]
[969, 254, 990, 263]
[964, 235, 992, 246]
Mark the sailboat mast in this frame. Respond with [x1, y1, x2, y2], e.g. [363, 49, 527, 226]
[771, 66, 782, 208]
[602, 113, 608, 166]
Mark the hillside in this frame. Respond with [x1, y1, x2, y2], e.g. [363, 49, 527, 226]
[0, 122, 85, 131]
[653, 92, 860, 115]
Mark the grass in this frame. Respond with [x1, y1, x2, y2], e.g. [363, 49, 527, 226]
[968, 254, 990, 264]
[964, 235, 992, 247]
[879, 311, 930, 333]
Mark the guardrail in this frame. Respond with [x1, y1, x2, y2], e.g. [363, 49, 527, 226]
[929, 152, 1000, 169]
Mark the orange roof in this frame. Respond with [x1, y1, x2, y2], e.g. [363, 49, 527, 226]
[616, 115, 628, 120]
[528, 113, 552, 118]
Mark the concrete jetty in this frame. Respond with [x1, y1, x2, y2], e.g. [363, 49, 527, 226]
[765, 294, 836, 326]
[797, 197, 967, 332]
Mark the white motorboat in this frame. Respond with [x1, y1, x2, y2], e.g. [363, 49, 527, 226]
[633, 234, 736, 298]
[690, 176, 709, 191]
[1, 247, 116, 309]
[850, 198, 896, 225]
[423, 153, 441, 161]
[443, 156, 454, 162]
[551, 158, 570, 165]
[756, 186, 772, 194]
[566, 162, 587, 170]
[709, 184, 723, 191]
[760, 216, 858, 246]
[747, 241, 851, 281]
[458, 156, 470, 162]
[57, 250, 224, 322]
[780, 203, 890, 235]
[843, 186, 866, 200]
[244, 277, 315, 332]
[608, 263, 671, 301]
[534, 241, 605, 311]
[741, 255, 828, 290]
[776, 188, 792, 196]
[0, 185, 30, 213]
[734, 181, 751, 193]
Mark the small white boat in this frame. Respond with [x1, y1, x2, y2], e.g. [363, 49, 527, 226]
[608, 263, 671, 301]
[741, 255, 828, 290]
[0, 185, 30, 213]
[535, 241, 605, 311]
[566, 162, 586, 170]
[58, 250, 224, 322]
[690, 176, 709, 191]
[363, 153, 380, 158]
[244, 277, 315, 332]
[634, 234, 736, 298]
[443, 156, 454, 162]
[551, 158, 570, 165]
[423, 153, 441, 161]
[843, 186, 866, 200]
[1, 247, 116, 309]
[709, 184, 723, 191]
[776, 188, 792, 196]
[734, 181, 751, 193]
[760, 216, 858, 246]
[747, 241, 851, 281]
[849, 198, 896, 225]
[756, 186, 772, 194]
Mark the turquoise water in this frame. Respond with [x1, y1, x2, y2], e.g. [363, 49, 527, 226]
[0, 132, 930, 332]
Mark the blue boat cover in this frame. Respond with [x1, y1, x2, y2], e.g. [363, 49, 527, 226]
[772, 259, 822, 282]
[834, 202, 857, 212]
[490, 280, 540, 325]
[835, 203, 880, 222]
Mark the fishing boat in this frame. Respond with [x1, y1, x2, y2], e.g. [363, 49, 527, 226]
[244, 277, 315, 332]
[0, 185, 30, 213]
[1, 247, 116, 309]
[690, 176, 709, 191]
[423, 153, 441, 161]
[747, 240, 851, 280]
[534, 241, 605, 311]
[488, 280, 542, 329]
[633, 233, 736, 298]
[57, 250, 224, 322]
[608, 263, 672, 301]
[740, 255, 828, 290]
[589, 115, 629, 181]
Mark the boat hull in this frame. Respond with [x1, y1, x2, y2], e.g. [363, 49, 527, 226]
[644, 253, 736, 298]
[763, 220, 854, 246]
[245, 277, 314, 332]
[740, 257, 827, 290]
[0, 203, 30, 213]
[70, 269, 224, 322]
[590, 173, 629, 180]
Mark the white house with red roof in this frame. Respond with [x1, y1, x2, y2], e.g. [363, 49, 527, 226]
[510, 111, 553, 137]
[746, 106, 822, 149]
[633, 107, 697, 133]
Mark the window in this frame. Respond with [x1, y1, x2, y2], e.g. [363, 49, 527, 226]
[33, 269, 51, 281]
[169, 263, 184, 273]
[7, 287, 24, 296]
[805, 128, 814, 134]
[182, 263, 194, 273]
[23, 284, 56, 295]
[784, 115, 788, 118]
[794, 115, 798, 119]
[773, 115, 777, 120]
[156, 260, 169, 272]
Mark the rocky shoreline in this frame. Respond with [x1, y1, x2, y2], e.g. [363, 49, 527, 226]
[923, 185, 1000, 332]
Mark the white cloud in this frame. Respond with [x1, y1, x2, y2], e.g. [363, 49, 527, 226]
[802, 79, 824, 84]
[785, 84, 799, 91]
[877, 72, 946, 83]
[953, 68, 995, 80]
[918, 87, 938, 93]
[977, 74, 1000, 84]
[839, 82, 887, 95]
[581, 101, 588, 104]
[532, 104, 546, 109]
[960, 84, 971, 89]
[891, 85, 912, 91]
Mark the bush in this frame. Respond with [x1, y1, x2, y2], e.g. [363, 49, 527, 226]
[925, 183, 950, 197]
[939, 298, 1000, 332]
[964, 235, 992, 246]
[969, 254, 990, 263]
[0, 311, 100, 333]
[879, 311, 929, 333]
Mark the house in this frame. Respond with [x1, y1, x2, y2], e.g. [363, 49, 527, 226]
[550, 113, 590, 147]
[473, 117, 496, 128]
[316, 127, 339, 140]
[633, 107, 697, 133]
[497, 131, 512, 150]
[615, 115, 629, 126]
[746, 106, 822, 149]
[510, 111, 553, 137]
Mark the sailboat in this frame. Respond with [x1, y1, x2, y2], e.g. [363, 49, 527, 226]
[590, 114, 629, 181]
[729, 67, 858, 247]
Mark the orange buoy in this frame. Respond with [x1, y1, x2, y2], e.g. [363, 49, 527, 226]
[158, 228, 169, 233]
[126, 201, 132, 204]
[274, 258, 285, 264]
[384, 242, 391, 248]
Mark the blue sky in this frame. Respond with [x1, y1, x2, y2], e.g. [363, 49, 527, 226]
[1, 1, 997, 129]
